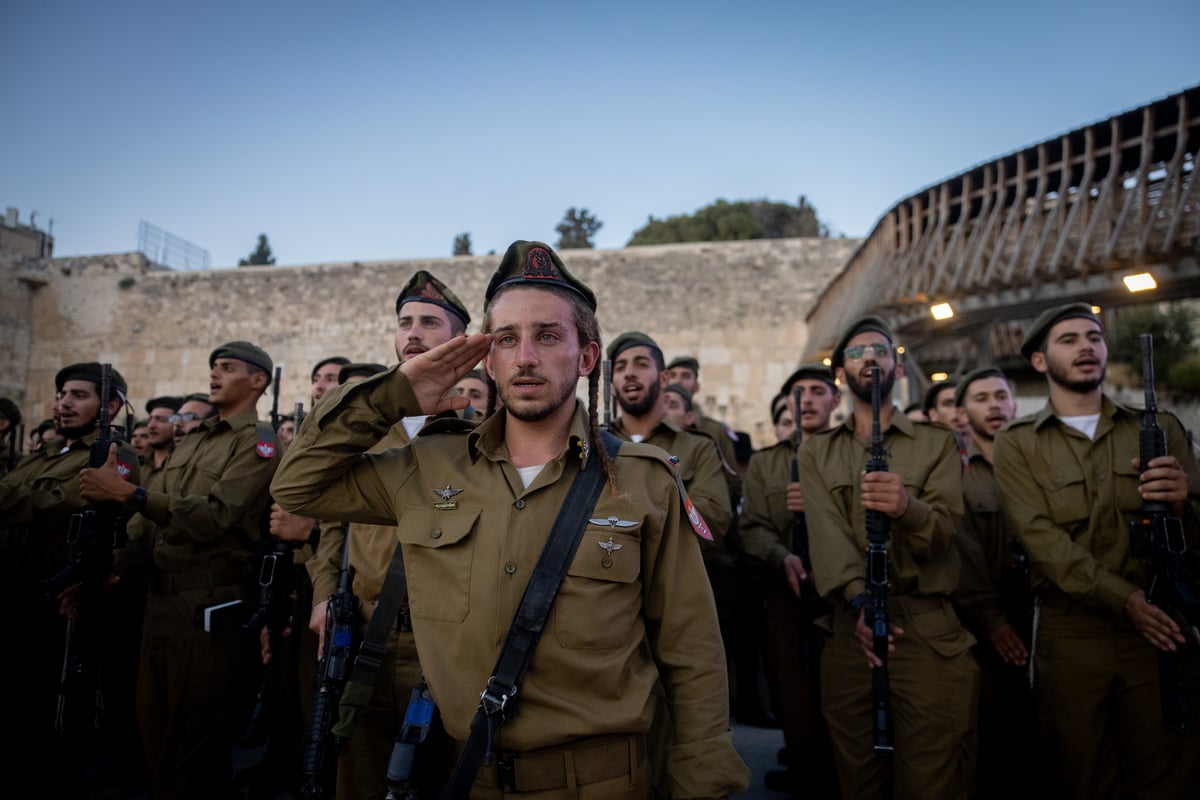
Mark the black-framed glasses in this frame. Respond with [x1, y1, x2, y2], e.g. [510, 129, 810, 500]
[843, 344, 892, 362]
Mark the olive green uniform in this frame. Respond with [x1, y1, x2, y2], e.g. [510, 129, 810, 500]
[992, 396, 1200, 798]
[120, 409, 279, 799]
[798, 411, 978, 800]
[273, 368, 750, 799]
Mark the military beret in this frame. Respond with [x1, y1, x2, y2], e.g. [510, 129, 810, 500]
[311, 356, 350, 380]
[830, 315, 895, 371]
[923, 381, 957, 415]
[954, 366, 1009, 408]
[338, 362, 388, 384]
[132, 418, 150, 429]
[770, 392, 789, 423]
[667, 355, 700, 374]
[145, 395, 183, 414]
[780, 363, 837, 395]
[182, 392, 213, 405]
[0, 397, 20, 426]
[462, 368, 486, 382]
[55, 362, 129, 400]
[664, 383, 693, 410]
[395, 271, 471, 326]
[1020, 302, 1101, 360]
[607, 331, 663, 364]
[485, 240, 597, 311]
[209, 341, 274, 384]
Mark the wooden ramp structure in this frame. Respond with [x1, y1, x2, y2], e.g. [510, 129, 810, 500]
[805, 84, 1200, 383]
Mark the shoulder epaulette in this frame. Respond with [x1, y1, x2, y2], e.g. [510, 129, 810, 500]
[616, 440, 715, 542]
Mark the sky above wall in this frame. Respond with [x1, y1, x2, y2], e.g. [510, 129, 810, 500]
[2, 0, 1197, 268]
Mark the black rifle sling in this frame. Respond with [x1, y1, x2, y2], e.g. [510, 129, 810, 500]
[439, 432, 622, 800]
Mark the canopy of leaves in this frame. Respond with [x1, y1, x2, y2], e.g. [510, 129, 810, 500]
[453, 233, 472, 256]
[238, 233, 275, 266]
[556, 207, 602, 249]
[1111, 303, 1197, 391]
[628, 196, 827, 246]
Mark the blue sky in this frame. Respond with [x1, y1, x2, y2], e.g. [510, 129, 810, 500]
[2, 1, 1197, 267]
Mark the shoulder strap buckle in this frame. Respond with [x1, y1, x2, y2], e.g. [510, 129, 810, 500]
[479, 676, 516, 720]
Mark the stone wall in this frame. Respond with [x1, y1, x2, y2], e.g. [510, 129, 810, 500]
[4, 238, 861, 449]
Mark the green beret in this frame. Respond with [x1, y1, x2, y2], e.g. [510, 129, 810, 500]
[923, 381, 957, 415]
[55, 362, 129, 400]
[338, 362, 388, 384]
[395, 270, 471, 326]
[607, 330, 662, 363]
[780, 363, 837, 395]
[485, 240, 596, 311]
[132, 418, 150, 429]
[0, 397, 20, 426]
[667, 355, 700, 374]
[954, 366, 1009, 407]
[1020, 302, 1101, 360]
[145, 395, 183, 414]
[830, 315, 894, 371]
[311, 356, 350, 380]
[664, 383, 693, 409]
[209, 341, 274, 384]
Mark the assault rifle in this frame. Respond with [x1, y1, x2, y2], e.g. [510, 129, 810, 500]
[790, 386, 813, 594]
[1129, 333, 1200, 736]
[602, 358, 615, 430]
[384, 678, 437, 800]
[270, 365, 283, 431]
[864, 366, 894, 754]
[300, 524, 359, 799]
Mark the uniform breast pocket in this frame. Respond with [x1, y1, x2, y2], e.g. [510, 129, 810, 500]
[1047, 468, 1089, 526]
[553, 529, 642, 650]
[1112, 462, 1143, 514]
[396, 506, 480, 623]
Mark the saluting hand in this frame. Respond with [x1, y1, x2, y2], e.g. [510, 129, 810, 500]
[79, 443, 135, 503]
[1132, 455, 1190, 513]
[400, 333, 493, 415]
[860, 470, 910, 518]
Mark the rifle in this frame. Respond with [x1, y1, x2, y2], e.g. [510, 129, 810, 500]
[270, 366, 283, 431]
[1130, 333, 1200, 736]
[43, 363, 129, 735]
[384, 678, 437, 800]
[790, 386, 813, 594]
[602, 358, 614, 430]
[295, 401, 306, 435]
[865, 366, 894, 755]
[300, 524, 359, 799]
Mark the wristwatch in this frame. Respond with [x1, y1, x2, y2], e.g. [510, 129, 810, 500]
[130, 485, 148, 511]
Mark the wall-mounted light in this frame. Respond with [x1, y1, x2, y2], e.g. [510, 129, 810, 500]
[930, 302, 954, 320]
[931, 372, 949, 382]
[1091, 305, 1102, 314]
[1122, 273, 1156, 292]
[822, 357, 832, 367]
[896, 345, 906, 355]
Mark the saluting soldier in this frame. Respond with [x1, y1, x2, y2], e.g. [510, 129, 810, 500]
[992, 303, 1200, 798]
[272, 239, 750, 798]
[798, 317, 977, 800]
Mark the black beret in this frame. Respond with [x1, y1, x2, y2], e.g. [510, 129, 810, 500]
[954, 366, 1009, 408]
[145, 395, 184, 414]
[485, 240, 596, 311]
[0, 397, 20, 426]
[780, 363, 837, 395]
[607, 331, 662, 363]
[923, 381, 957, 415]
[55, 362, 129, 400]
[311, 356, 351, 380]
[338, 362, 388, 384]
[1020, 302, 1101, 360]
[830, 315, 895, 371]
[395, 271, 471, 326]
[667, 355, 700, 374]
[664, 383, 693, 410]
[209, 341, 274, 384]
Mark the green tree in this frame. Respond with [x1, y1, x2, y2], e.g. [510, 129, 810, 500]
[453, 233, 472, 256]
[627, 195, 828, 246]
[1110, 303, 1197, 386]
[556, 207, 603, 249]
[238, 233, 276, 266]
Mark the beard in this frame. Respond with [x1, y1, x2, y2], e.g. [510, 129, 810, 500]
[844, 365, 896, 404]
[616, 379, 661, 417]
[1046, 355, 1106, 394]
[499, 370, 578, 423]
[60, 418, 98, 440]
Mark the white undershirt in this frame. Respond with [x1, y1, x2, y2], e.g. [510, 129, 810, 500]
[401, 415, 429, 440]
[630, 434, 646, 443]
[1059, 413, 1101, 440]
[516, 463, 548, 488]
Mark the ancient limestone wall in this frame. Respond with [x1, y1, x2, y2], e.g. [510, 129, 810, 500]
[6, 238, 860, 449]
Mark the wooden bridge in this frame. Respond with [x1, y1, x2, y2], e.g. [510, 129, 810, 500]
[804, 84, 1200, 385]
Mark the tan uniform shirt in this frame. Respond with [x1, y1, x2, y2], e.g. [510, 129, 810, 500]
[797, 409, 964, 605]
[739, 439, 797, 572]
[955, 438, 1021, 635]
[695, 413, 743, 503]
[992, 396, 1200, 616]
[272, 369, 749, 798]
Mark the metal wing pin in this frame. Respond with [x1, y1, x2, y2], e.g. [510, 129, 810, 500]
[589, 515, 638, 531]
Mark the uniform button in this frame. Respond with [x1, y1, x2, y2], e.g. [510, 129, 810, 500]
[504, 562, 517, 575]
[431, 528, 442, 539]
[602, 556, 613, 569]
[514, 499, 526, 509]
[1097, 474, 1105, 482]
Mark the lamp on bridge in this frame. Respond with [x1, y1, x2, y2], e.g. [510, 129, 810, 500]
[1122, 273, 1157, 292]
[930, 302, 954, 321]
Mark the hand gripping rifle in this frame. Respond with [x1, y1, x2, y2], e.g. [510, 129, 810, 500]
[1130, 333, 1200, 736]
[865, 366, 894, 755]
[300, 524, 359, 799]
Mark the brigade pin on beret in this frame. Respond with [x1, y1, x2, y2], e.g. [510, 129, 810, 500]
[209, 341, 274, 384]
[607, 330, 662, 363]
[55, 362, 129, 399]
[1019, 302, 1101, 360]
[485, 240, 597, 311]
[338, 362, 388, 384]
[830, 315, 895, 371]
[954, 366, 1008, 408]
[667, 355, 700, 374]
[0, 397, 21, 425]
[395, 270, 471, 326]
[780, 363, 837, 395]
[146, 395, 184, 414]
[311, 356, 351, 380]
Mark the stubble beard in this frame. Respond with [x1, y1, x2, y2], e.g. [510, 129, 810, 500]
[616, 379, 661, 418]
[1046, 356, 1106, 394]
[500, 373, 577, 423]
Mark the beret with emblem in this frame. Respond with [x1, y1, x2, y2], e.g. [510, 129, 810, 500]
[311, 356, 350, 381]
[485, 240, 596, 311]
[830, 315, 895, 371]
[607, 331, 663, 364]
[145, 395, 183, 414]
[395, 270, 470, 326]
[780, 363, 837, 395]
[0, 397, 21, 426]
[954, 366, 1008, 408]
[667, 355, 700, 374]
[1020, 302, 1101, 360]
[209, 341, 274, 384]
[55, 362, 129, 400]
[338, 362, 388, 384]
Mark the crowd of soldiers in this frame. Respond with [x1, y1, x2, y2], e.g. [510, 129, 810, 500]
[1, 238, 1198, 800]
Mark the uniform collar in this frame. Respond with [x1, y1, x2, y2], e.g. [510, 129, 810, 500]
[842, 404, 913, 438]
[1033, 393, 1127, 430]
[204, 408, 261, 432]
[610, 414, 680, 440]
[468, 401, 591, 466]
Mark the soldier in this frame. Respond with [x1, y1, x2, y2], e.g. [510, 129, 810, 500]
[798, 316, 976, 799]
[131, 419, 151, 462]
[143, 396, 182, 478]
[772, 392, 796, 444]
[741, 364, 842, 797]
[272, 239, 750, 798]
[171, 392, 217, 446]
[666, 354, 741, 492]
[455, 367, 489, 416]
[79, 341, 280, 799]
[339, 362, 388, 385]
[924, 380, 967, 435]
[1, 396, 23, 474]
[992, 303, 1200, 798]
[662, 383, 697, 430]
